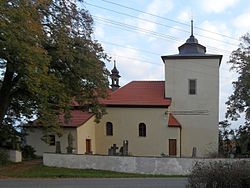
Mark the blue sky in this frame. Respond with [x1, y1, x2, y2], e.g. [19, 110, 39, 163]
[83, 0, 250, 126]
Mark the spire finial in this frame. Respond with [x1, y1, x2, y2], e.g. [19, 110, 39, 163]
[191, 19, 194, 36]
[111, 60, 119, 74]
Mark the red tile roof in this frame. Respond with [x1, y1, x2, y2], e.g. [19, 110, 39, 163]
[59, 110, 94, 127]
[28, 81, 170, 128]
[168, 113, 181, 128]
[101, 81, 171, 107]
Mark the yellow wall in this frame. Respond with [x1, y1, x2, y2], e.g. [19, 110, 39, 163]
[95, 107, 180, 157]
[25, 108, 181, 157]
[76, 116, 96, 154]
[26, 102, 217, 157]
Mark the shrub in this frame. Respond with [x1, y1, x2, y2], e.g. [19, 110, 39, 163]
[0, 148, 9, 166]
[21, 145, 36, 159]
[187, 160, 250, 188]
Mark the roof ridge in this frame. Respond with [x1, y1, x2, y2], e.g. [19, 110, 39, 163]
[102, 80, 171, 107]
[131, 80, 164, 82]
[109, 80, 165, 94]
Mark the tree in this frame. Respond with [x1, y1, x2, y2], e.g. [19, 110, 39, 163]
[235, 124, 250, 155]
[226, 33, 250, 122]
[0, 0, 109, 145]
[226, 33, 250, 156]
[218, 120, 235, 157]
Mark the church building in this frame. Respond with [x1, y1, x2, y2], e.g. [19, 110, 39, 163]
[25, 23, 222, 157]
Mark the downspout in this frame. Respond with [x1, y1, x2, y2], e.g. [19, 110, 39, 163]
[180, 127, 182, 157]
[76, 127, 79, 154]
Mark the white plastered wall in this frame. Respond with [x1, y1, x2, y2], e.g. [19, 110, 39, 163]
[164, 58, 220, 157]
[25, 127, 77, 156]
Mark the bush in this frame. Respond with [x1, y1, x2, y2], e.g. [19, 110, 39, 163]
[0, 148, 9, 166]
[187, 160, 250, 188]
[21, 145, 36, 159]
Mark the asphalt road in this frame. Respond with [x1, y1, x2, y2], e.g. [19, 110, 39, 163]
[0, 178, 188, 188]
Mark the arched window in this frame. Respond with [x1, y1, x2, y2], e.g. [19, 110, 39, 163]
[139, 123, 146, 137]
[106, 122, 113, 136]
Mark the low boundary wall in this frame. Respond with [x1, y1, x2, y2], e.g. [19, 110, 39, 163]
[8, 150, 22, 162]
[43, 153, 250, 175]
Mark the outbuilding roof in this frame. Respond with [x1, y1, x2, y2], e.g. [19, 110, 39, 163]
[59, 110, 94, 127]
[168, 113, 182, 128]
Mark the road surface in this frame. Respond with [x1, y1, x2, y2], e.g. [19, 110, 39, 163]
[0, 178, 188, 188]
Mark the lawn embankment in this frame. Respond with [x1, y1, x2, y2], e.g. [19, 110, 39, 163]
[0, 160, 180, 178]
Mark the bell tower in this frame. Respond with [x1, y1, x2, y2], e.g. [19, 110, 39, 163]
[110, 60, 121, 91]
[161, 20, 222, 157]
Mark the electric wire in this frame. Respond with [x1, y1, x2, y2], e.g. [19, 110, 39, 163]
[86, 2, 239, 47]
[101, 40, 232, 71]
[108, 49, 232, 76]
[97, 0, 240, 42]
[105, 51, 236, 81]
[100, 40, 161, 56]
[93, 16, 232, 55]
[83, 1, 238, 80]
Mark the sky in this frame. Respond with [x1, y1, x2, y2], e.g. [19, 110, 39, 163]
[83, 0, 250, 126]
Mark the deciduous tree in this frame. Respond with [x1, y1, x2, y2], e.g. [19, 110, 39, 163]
[0, 0, 109, 144]
[226, 33, 250, 156]
[226, 33, 250, 122]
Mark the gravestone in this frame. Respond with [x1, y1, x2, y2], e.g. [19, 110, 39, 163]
[108, 144, 119, 156]
[119, 146, 123, 155]
[67, 132, 74, 154]
[55, 141, 61, 153]
[108, 148, 112, 155]
[111, 144, 118, 155]
[108, 142, 128, 156]
[192, 147, 197, 158]
[122, 140, 128, 156]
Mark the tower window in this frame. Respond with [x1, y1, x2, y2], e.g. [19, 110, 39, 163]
[106, 122, 113, 136]
[189, 79, 197, 95]
[139, 123, 146, 137]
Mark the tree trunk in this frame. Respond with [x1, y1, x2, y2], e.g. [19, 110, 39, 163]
[0, 67, 14, 126]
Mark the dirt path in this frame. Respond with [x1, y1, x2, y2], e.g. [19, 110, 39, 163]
[0, 159, 42, 178]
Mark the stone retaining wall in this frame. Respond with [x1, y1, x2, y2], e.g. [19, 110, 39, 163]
[43, 153, 250, 175]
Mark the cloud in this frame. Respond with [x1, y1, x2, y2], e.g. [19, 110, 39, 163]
[198, 20, 236, 54]
[145, 0, 173, 15]
[233, 11, 250, 35]
[109, 47, 164, 85]
[177, 9, 192, 22]
[200, 0, 239, 13]
[137, 0, 173, 38]
[94, 24, 105, 39]
[92, 14, 109, 40]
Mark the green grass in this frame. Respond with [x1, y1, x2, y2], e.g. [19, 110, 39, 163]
[0, 162, 184, 178]
[9, 164, 156, 178]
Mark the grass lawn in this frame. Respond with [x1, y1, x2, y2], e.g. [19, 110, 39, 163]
[0, 160, 179, 178]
